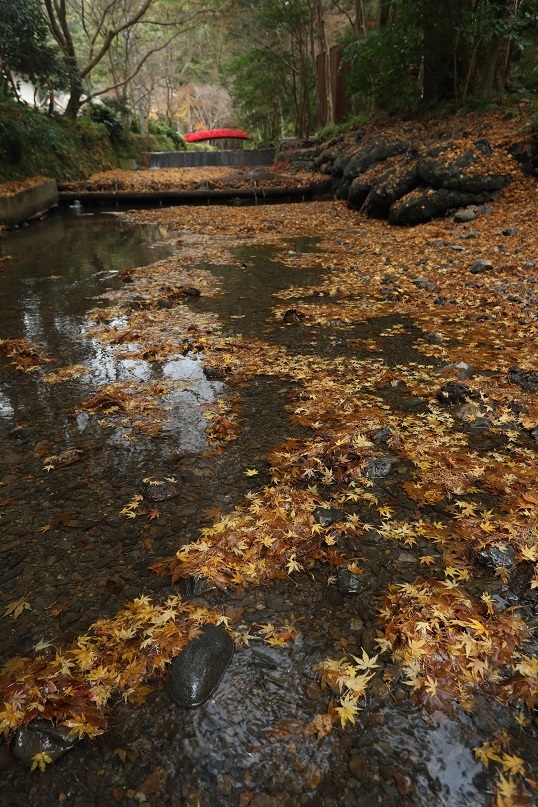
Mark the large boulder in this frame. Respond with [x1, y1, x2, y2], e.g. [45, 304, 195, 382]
[388, 187, 497, 226]
[417, 142, 510, 194]
[363, 153, 419, 217]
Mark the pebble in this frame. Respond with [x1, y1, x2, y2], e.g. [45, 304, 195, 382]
[470, 259, 493, 274]
[454, 209, 476, 222]
[141, 476, 183, 501]
[337, 569, 368, 597]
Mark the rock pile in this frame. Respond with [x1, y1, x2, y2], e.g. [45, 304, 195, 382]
[280, 120, 520, 225]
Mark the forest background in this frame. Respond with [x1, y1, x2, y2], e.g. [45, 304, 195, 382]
[0, 0, 537, 180]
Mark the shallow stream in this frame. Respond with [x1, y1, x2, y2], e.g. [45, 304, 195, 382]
[0, 210, 529, 807]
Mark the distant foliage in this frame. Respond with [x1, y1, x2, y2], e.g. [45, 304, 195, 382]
[88, 101, 125, 142]
[148, 120, 186, 151]
[0, 0, 67, 95]
[342, 0, 538, 113]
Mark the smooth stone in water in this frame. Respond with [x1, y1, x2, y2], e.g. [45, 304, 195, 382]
[337, 569, 367, 597]
[166, 623, 234, 707]
[141, 475, 182, 501]
[13, 719, 79, 765]
[313, 507, 344, 527]
[477, 545, 516, 569]
[364, 456, 397, 479]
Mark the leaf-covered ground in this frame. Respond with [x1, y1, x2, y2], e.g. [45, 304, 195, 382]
[0, 119, 537, 806]
[60, 166, 317, 194]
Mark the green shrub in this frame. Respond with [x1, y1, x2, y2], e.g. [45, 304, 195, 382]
[88, 101, 124, 141]
[147, 120, 186, 150]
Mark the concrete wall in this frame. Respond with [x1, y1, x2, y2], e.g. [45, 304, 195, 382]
[0, 179, 58, 227]
[147, 149, 276, 169]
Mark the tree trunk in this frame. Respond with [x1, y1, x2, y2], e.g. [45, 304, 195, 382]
[65, 84, 83, 118]
[354, 0, 366, 34]
[478, 0, 513, 97]
[379, 0, 392, 27]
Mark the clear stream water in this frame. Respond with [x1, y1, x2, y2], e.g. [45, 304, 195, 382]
[0, 210, 516, 807]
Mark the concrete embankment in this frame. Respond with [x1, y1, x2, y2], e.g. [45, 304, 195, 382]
[0, 179, 58, 227]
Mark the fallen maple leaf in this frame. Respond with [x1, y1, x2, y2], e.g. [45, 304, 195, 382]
[3, 598, 31, 620]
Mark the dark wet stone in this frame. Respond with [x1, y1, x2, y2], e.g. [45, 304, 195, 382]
[282, 308, 305, 324]
[364, 456, 397, 479]
[470, 259, 493, 274]
[475, 138, 493, 155]
[12, 719, 79, 766]
[508, 366, 538, 393]
[177, 575, 214, 599]
[372, 426, 392, 443]
[337, 569, 369, 597]
[477, 545, 516, 569]
[251, 645, 287, 670]
[363, 156, 418, 217]
[436, 381, 474, 405]
[417, 144, 507, 193]
[501, 226, 518, 236]
[465, 416, 491, 433]
[141, 476, 182, 501]
[389, 188, 497, 226]
[454, 209, 476, 222]
[453, 403, 482, 422]
[166, 623, 233, 708]
[510, 562, 538, 601]
[325, 586, 346, 606]
[347, 175, 372, 209]
[204, 365, 226, 380]
[313, 507, 344, 527]
[412, 277, 440, 293]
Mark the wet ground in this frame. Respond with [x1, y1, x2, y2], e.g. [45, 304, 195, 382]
[0, 206, 536, 806]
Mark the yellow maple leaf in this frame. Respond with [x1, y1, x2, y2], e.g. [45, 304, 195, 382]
[335, 694, 359, 728]
[31, 752, 52, 772]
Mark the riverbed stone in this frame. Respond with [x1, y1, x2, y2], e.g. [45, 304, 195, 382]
[454, 209, 476, 222]
[470, 259, 493, 274]
[12, 719, 79, 766]
[477, 544, 516, 569]
[313, 507, 344, 527]
[337, 569, 367, 597]
[508, 366, 538, 392]
[166, 623, 234, 708]
[141, 476, 182, 501]
[363, 456, 397, 479]
[436, 381, 474, 405]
